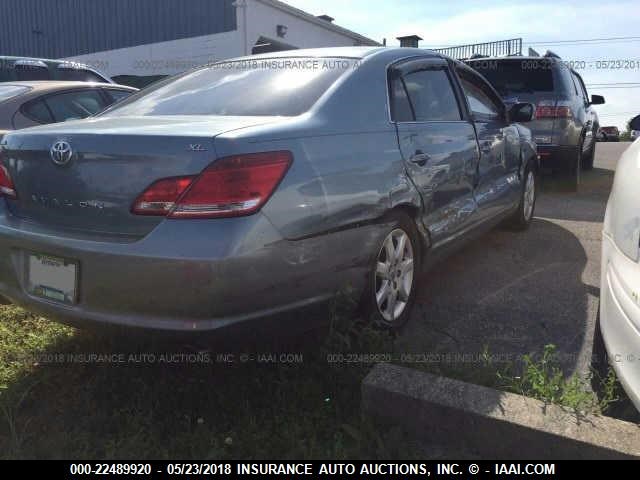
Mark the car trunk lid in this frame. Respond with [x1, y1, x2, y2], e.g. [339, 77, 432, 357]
[0, 115, 283, 237]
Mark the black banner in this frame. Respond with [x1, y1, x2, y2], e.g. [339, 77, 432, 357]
[0, 460, 635, 479]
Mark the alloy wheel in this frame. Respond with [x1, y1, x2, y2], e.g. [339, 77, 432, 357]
[375, 228, 414, 323]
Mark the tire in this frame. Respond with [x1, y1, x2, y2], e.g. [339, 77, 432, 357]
[581, 139, 595, 171]
[362, 210, 421, 329]
[563, 140, 582, 192]
[507, 159, 537, 230]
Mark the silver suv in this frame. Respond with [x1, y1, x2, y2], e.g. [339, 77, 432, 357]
[467, 53, 604, 189]
[0, 56, 112, 84]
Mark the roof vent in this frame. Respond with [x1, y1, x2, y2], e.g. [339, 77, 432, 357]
[317, 15, 334, 23]
[397, 35, 422, 48]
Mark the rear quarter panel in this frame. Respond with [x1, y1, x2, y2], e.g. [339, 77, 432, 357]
[213, 53, 422, 241]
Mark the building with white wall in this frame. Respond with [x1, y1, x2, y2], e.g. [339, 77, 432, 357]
[0, 0, 378, 86]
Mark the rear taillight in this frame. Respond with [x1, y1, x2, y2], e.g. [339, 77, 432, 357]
[131, 176, 195, 215]
[131, 151, 292, 219]
[0, 165, 16, 199]
[535, 104, 572, 119]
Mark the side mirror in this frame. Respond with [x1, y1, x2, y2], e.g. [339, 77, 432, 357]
[509, 102, 535, 123]
[590, 94, 605, 105]
[630, 114, 640, 131]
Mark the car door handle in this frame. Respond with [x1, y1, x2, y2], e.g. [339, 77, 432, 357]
[410, 150, 431, 166]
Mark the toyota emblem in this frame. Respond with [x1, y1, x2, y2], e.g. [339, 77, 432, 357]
[50, 140, 73, 166]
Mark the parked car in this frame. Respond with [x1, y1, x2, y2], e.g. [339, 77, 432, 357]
[0, 47, 537, 332]
[0, 56, 112, 83]
[467, 53, 604, 189]
[0, 82, 137, 140]
[599, 126, 620, 142]
[600, 115, 640, 411]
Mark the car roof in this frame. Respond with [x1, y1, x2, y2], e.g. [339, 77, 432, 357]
[466, 56, 560, 62]
[0, 55, 92, 65]
[0, 81, 136, 92]
[213, 46, 444, 64]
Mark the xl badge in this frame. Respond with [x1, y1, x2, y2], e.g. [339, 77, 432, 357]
[50, 140, 73, 165]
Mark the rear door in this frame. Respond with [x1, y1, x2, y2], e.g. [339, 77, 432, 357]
[390, 57, 479, 245]
[455, 65, 520, 218]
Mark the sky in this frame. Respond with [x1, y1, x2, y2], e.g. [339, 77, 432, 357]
[287, 0, 640, 130]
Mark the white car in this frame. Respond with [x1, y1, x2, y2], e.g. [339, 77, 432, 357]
[601, 115, 640, 410]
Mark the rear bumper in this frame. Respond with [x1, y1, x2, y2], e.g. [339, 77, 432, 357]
[537, 145, 579, 172]
[600, 232, 640, 411]
[0, 204, 373, 332]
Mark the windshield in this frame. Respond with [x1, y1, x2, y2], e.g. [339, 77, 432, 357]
[102, 58, 357, 117]
[0, 85, 30, 102]
[469, 60, 554, 95]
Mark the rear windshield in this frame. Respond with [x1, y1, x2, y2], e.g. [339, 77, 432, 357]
[0, 85, 30, 102]
[103, 58, 357, 117]
[468, 60, 555, 95]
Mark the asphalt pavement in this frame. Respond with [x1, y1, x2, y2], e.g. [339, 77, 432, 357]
[398, 142, 630, 385]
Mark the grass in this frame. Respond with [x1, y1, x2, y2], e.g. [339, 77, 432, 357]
[495, 344, 620, 415]
[0, 300, 430, 460]
[0, 298, 634, 459]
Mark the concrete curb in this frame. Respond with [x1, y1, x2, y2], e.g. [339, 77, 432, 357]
[362, 363, 640, 459]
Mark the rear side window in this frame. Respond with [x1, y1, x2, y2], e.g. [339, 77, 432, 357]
[22, 100, 54, 123]
[103, 58, 356, 117]
[403, 69, 461, 121]
[0, 85, 30, 102]
[389, 76, 414, 122]
[390, 68, 461, 122]
[43, 90, 107, 122]
[469, 60, 554, 95]
[14, 64, 50, 81]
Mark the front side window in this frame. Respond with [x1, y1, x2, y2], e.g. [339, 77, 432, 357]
[458, 73, 502, 120]
[103, 58, 356, 117]
[571, 71, 588, 103]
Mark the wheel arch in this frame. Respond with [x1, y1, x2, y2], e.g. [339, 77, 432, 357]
[385, 203, 430, 261]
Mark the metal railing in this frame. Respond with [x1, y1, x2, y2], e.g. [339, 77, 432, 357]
[431, 38, 522, 60]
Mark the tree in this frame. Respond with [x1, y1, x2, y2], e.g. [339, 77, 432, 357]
[619, 117, 634, 141]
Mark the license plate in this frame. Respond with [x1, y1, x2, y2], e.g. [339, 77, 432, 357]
[27, 253, 78, 304]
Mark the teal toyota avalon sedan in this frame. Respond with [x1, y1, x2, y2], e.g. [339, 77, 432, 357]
[0, 47, 537, 332]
